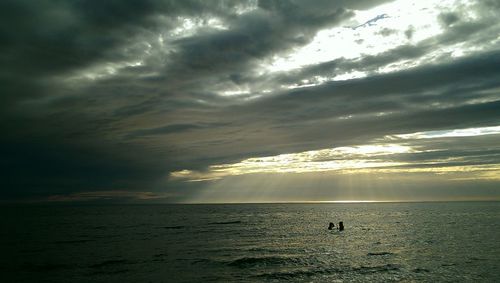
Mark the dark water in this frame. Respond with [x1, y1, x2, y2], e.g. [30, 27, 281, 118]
[2, 202, 499, 282]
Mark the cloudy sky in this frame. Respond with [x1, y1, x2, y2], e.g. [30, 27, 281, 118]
[2, 0, 500, 203]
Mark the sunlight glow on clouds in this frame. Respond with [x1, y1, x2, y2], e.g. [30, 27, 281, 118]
[265, 0, 447, 72]
[65, 60, 145, 82]
[171, 125, 500, 183]
[350, 165, 500, 181]
[171, 144, 416, 181]
[263, 0, 479, 85]
[168, 17, 229, 39]
[390, 125, 500, 140]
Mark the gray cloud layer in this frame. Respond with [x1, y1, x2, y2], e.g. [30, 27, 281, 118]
[1, 0, 499, 201]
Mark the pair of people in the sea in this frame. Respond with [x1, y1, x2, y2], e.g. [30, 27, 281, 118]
[328, 221, 344, 231]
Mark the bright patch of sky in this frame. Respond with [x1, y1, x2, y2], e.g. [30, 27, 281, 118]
[63, 59, 145, 82]
[234, 0, 258, 15]
[264, 0, 477, 80]
[390, 125, 500, 140]
[168, 17, 229, 39]
[219, 88, 251, 97]
[171, 144, 417, 181]
[172, 125, 500, 182]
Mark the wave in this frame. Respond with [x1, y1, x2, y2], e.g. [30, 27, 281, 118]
[441, 263, 456, 267]
[92, 225, 106, 230]
[412, 268, 430, 273]
[255, 268, 323, 280]
[469, 257, 488, 261]
[227, 256, 301, 268]
[25, 263, 71, 272]
[89, 259, 133, 269]
[90, 268, 130, 275]
[161, 225, 185, 229]
[254, 265, 348, 280]
[367, 251, 393, 256]
[255, 263, 401, 280]
[53, 239, 93, 244]
[208, 220, 242, 225]
[191, 258, 214, 264]
[354, 264, 401, 274]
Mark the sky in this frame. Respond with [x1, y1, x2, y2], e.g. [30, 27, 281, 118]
[1, 0, 500, 203]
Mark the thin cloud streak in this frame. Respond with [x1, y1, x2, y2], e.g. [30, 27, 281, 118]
[391, 125, 500, 140]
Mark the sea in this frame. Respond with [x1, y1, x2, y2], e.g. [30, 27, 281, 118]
[1, 202, 499, 282]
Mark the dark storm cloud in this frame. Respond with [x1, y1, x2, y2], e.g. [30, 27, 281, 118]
[0, 0, 257, 197]
[130, 123, 205, 136]
[1, 0, 500, 201]
[438, 12, 460, 27]
[0, 139, 169, 199]
[127, 48, 500, 174]
[0, 0, 251, 108]
[0, 0, 238, 76]
[157, 0, 372, 89]
[248, 50, 500, 121]
[123, 0, 394, 96]
[127, 122, 229, 138]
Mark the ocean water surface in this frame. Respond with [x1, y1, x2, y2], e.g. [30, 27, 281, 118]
[2, 202, 499, 282]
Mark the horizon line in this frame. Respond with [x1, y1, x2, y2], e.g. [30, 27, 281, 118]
[2, 198, 500, 205]
[175, 199, 500, 205]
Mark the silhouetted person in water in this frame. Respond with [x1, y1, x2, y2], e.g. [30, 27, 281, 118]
[338, 221, 344, 231]
[328, 222, 335, 230]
